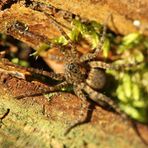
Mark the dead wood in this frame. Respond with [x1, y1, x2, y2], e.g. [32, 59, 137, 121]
[41, 0, 148, 35]
[0, 71, 148, 147]
[0, 1, 148, 147]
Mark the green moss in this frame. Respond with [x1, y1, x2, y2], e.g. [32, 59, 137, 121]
[56, 19, 148, 123]
[49, 18, 148, 123]
[51, 19, 111, 58]
[107, 61, 148, 123]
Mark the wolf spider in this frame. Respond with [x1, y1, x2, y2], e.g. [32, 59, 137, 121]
[4, 14, 130, 134]
[45, 16, 130, 133]
[2, 3, 130, 132]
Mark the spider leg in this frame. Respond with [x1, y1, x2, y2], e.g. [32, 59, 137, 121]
[40, 11, 72, 47]
[84, 85, 132, 128]
[30, 5, 80, 61]
[89, 61, 139, 71]
[93, 14, 110, 54]
[25, 67, 64, 81]
[43, 12, 80, 58]
[83, 84, 125, 116]
[48, 50, 65, 63]
[0, 58, 64, 81]
[48, 14, 71, 42]
[88, 61, 113, 69]
[16, 81, 69, 99]
[29, 2, 71, 31]
[80, 14, 111, 62]
[48, 45, 79, 63]
[64, 83, 89, 135]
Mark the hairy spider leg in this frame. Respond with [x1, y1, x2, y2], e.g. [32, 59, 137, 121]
[26, 68, 64, 80]
[29, 2, 71, 30]
[88, 61, 139, 71]
[88, 61, 113, 69]
[64, 83, 89, 135]
[29, 4, 81, 63]
[94, 14, 110, 53]
[28, 0, 57, 15]
[29, 2, 82, 62]
[37, 12, 80, 64]
[83, 84, 128, 119]
[47, 48, 80, 67]
[80, 14, 111, 62]
[44, 12, 80, 58]
[0, 58, 64, 81]
[84, 84, 116, 109]
[48, 14, 71, 41]
[16, 81, 69, 99]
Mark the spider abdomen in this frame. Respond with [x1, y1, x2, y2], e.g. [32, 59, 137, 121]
[86, 68, 106, 90]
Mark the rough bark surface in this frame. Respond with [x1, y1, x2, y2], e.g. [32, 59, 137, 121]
[41, 0, 148, 35]
[0, 0, 148, 147]
[0, 72, 148, 147]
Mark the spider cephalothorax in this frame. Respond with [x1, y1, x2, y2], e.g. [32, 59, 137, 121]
[64, 61, 86, 84]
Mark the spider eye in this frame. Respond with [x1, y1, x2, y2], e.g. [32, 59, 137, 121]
[67, 63, 78, 73]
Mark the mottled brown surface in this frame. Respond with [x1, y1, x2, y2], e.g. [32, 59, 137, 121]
[0, 3, 62, 48]
[0, 70, 148, 147]
[0, 3, 92, 72]
[45, 0, 148, 35]
[0, 1, 148, 72]
[1, 1, 148, 72]
[0, 1, 148, 147]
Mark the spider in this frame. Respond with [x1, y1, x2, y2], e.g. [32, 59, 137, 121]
[43, 16, 129, 133]
[2, 3, 131, 133]
[1, 3, 146, 142]
[2, 13, 131, 134]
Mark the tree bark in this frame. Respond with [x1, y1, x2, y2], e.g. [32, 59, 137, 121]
[39, 0, 148, 35]
[0, 71, 148, 147]
[0, 1, 148, 147]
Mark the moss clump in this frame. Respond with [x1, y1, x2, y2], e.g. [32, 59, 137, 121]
[51, 19, 148, 123]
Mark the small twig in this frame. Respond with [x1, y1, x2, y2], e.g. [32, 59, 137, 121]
[0, 108, 10, 127]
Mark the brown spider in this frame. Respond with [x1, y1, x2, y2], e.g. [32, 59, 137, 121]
[1, 3, 146, 142]
[2, 14, 129, 133]
[2, 2, 131, 132]
[1, 4, 130, 133]
[43, 16, 128, 133]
